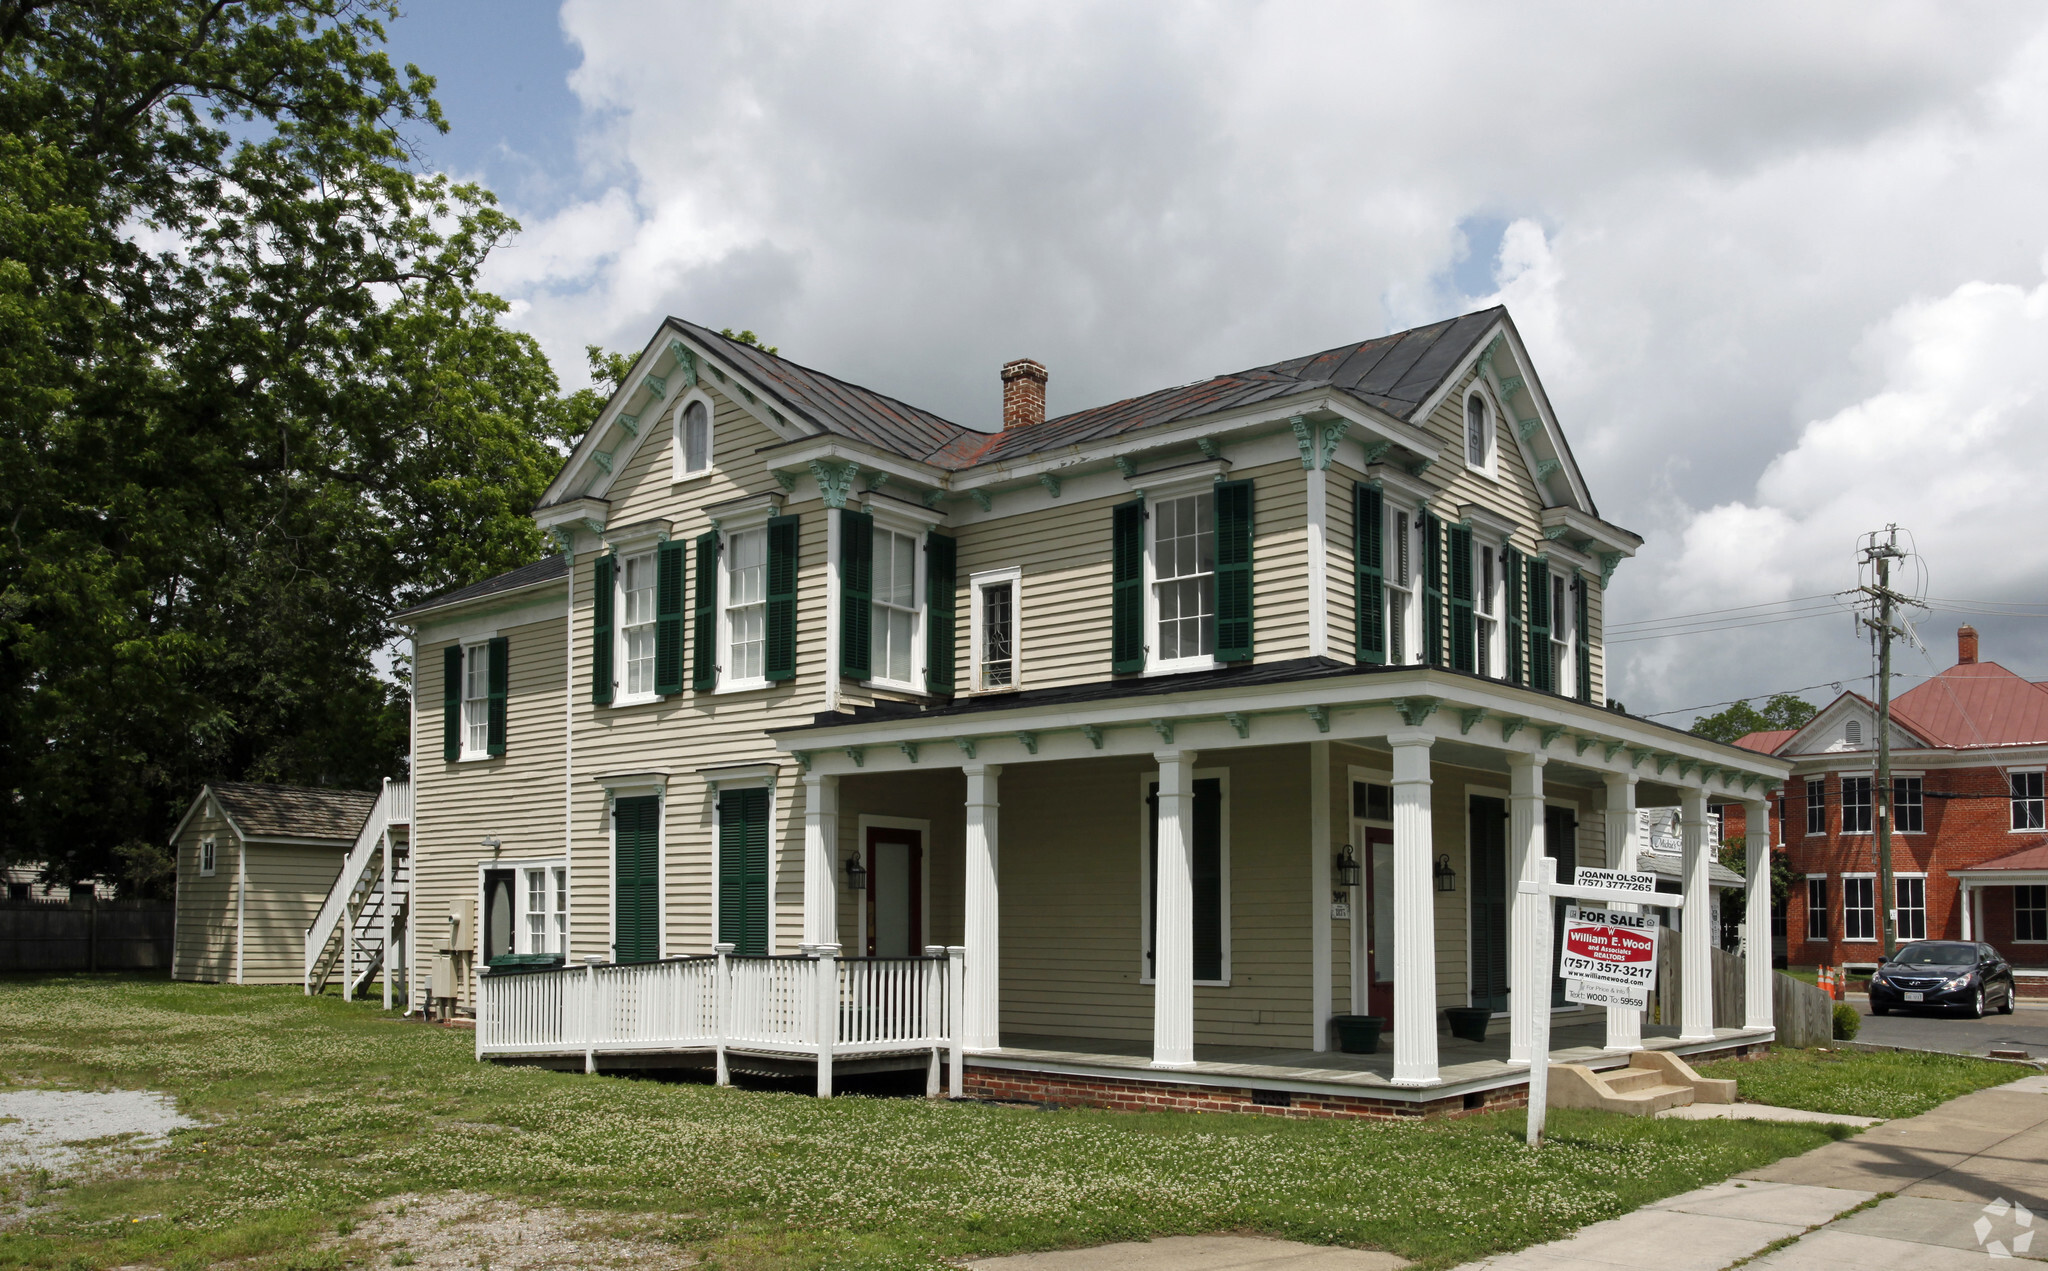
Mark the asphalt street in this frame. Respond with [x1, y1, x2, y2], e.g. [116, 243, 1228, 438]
[1847, 993, 2048, 1059]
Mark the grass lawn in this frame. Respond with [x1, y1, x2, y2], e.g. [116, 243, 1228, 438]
[1695, 1045, 2027, 1119]
[0, 977, 1861, 1271]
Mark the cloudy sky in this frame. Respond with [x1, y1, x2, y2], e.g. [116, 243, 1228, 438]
[388, 1, 2048, 725]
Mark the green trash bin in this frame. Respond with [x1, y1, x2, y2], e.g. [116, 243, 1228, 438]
[1330, 1014, 1385, 1054]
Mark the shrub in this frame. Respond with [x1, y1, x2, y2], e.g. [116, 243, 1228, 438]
[1832, 1003, 1861, 1041]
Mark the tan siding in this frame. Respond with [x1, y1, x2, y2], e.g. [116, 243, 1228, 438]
[1243, 460, 1310, 664]
[237, 845, 346, 984]
[172, 809, 237, 982]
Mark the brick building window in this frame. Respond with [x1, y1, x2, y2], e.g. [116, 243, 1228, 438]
[2017, 886, 2047, 942]
[2012, 771, 2045, 831]
[1843, 876, 1876, 941]
[1841, 776, 1873, 835]
[1895, 876, 1926, 940]
[1805, 778, 1826, 835]
[1805, 876, 1828, 941]
[1891, 776, 1924, 833]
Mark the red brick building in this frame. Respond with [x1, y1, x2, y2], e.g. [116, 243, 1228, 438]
[1729, 626, 2048, 990]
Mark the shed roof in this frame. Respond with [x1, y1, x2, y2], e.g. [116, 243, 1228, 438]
[206, 783, 377, 843]
[393, 554, 568, 623]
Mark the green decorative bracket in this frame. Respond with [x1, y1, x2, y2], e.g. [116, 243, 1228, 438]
[1152, 719, 1176, 745]
[1575, 735, 1595, 757]
[1630, 747, 1653, 770]
[956, 738, 977, 760]
[1039, 473, 1061, 498]
[1459, 708, 1488, 736]
[1603, 740, 1625, 764]
[1306, 705, 1330, 733]
[547, 526, 575, 561]
[1114, 456, 1137, 479]
[1291, 416, 1316, 470]
[1543, 525, 1572, 541]
[1224, 713, 1250, 739]
[1599, 552, 1623, 589]
[1517, 416, 1542, 442]
[899, 742, 919, 764]
[773, 470, 798, 494]
[1392, 697, 1438, 728]
[740, 385, 757, 406]
[770, 409, 788, 429]
[1741, 775, 1757, 793]
[1319, 421, 1349, 469]
[1360, 439, 1392, 466]
[970, 489, 993, 513]
[1497, 374, 1525, 399]
[1016, 732, 1038, 755]
[1082, 724, 1104, 750]
[592, 450, 614, 474]
[709, 364, 726, 383]
[1538, 725, 1566, 750]
[922, 488, 946, 509]
[865, 472, 891, 493]
[846, 748, 865, 769]
[792, 751, 810, 774]
[667, 341, 698, 388]
[616, 412, 640, 437]
[642, 373, 668, 401]
[1678, 759, 1701, 781]
[1535, 458, 1563, 481]
[810, 460, 859, 509]
[1654, 754, 1674, 775]
[1197, 437, 1222, 460]
[1500, 716, 1527, 744]
[1407, 457, 1435, 478]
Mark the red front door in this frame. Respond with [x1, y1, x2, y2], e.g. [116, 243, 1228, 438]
[1363, 828, 1395, 1020]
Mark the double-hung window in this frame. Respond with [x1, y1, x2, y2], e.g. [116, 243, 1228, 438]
[1842, 876, 1876, 942]
[620, 552, 658, 698]
[2013, 771, 2046, 831]
[1805, 778, 1827, 835]
[1895, 876, 1927, 941]
[871, 527, 919, 686]
[2017, 886, 2048, 942]
[1386, 507, 1414, 664]
[462, 643, 491, 754]
[522, 864, 568, 955]
[970, 568, 1020, 691]
[1153, 491, 1215, 666]
[199, 836, 216, 878]
[1891, 776, 1924, 833]
[1549, 572, 1574, 697]
[674, 398, 711, 478]
[723, 528, 768, 686]
[1476, 541, 1498, 678]
[1840, 775, 1873, 834]
[1805, 876, 1828, 940]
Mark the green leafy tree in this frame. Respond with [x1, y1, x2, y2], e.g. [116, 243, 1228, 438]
[1690, 693, 1818, 746]
[0, 2, 578, 891]
[720, 327, 777, 355]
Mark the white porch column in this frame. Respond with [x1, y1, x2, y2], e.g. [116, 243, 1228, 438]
[1680, 786, 1715, 1041]
[963, 763, 1002, 1051]
[1962, 882, 1976, 940]
[1153, 749, 1199, 1068]
[1603, 773, 1643, 1052]
[1744, 796, 1775, 1031]
[1390, 731, 1440, 1087]
[1310, 741, 1333, 1052]
[802, 774, 840, 948]
[1507, 753, 1547, 1065]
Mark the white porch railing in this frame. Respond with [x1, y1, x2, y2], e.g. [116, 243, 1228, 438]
[475, 945, 964, 1098]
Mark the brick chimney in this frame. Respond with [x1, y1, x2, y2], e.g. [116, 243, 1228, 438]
[1959, 624, 1979, 666]
[1001, 359, 1047, 431]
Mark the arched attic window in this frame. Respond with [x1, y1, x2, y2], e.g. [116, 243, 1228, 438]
[676, 399, 711, 478]
[1465, 392, 1492, 471]
[1846, 719, 1863, 745]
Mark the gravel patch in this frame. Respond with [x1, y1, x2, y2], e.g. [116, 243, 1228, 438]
[0, 1088, 195, 1176]
[332, 1191, 697, 1269]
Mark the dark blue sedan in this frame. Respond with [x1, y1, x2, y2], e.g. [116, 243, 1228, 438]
[1869, 941, 2016, 1018]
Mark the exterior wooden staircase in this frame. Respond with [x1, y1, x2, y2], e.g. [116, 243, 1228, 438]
[303, 777, 413, 1006]
[1547, 1050, 1738, 1116]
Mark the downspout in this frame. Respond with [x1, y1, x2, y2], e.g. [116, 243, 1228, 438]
[234, 836, 246, 984]
[560, 530, 576, 958]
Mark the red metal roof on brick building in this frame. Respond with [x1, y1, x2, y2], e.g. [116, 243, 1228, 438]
[1733, 729, 1796, 754]
[1886, 661, 2048, 748]
[1962, 842, 2048, 872]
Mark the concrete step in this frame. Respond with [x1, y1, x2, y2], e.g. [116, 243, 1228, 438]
[1605, 1067, 1666, 1094]
[1630, 1050, 1737, 1103]
[1548, 1063, 1698, 1115]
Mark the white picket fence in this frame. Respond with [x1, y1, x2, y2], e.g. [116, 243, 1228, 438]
[475, 944, 964, 1098]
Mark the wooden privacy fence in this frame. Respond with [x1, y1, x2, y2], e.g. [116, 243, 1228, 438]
[0, 900, 173, 971]
[1643, 936, 1828, 1047]
[1772, 972, 1833, 1048]
[475, 945, 961, 1097]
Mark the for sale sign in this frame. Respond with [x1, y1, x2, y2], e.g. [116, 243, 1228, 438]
[1573, 867, 1660, 896]
[1565, 978, 1649, 1009]
[1558, 905, 1660, 988]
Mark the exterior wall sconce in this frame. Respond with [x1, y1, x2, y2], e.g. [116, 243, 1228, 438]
[1334, 844, 1361, 889]
[482, 837, 502, 857]
[1433, 853, 1456, 893]
[844, 854, 868, 892]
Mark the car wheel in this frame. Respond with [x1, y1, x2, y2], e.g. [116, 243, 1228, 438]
[1871, 1002, 1889, 1016]
[1968, 988, 1986, 1019]
[2000, 987, 2016, 1015]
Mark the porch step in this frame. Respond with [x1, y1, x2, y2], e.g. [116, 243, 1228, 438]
[1548, 1063, 1697, 1115]
[1627, 1049, 1737, 1104]
[1602, 1066, 1667, 1094]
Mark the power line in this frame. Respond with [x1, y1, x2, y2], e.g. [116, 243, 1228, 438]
[1606, 592, 1844, 632]
[1607, 608, 1843, 645]
[1638, 678, 1854, 720]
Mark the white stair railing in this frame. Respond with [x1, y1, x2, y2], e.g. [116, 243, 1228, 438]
[303, 777, 411, 995]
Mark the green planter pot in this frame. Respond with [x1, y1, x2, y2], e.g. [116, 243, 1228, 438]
[1445, 1006, 1491, 1043]
[1330, 1014, 1385, 1055]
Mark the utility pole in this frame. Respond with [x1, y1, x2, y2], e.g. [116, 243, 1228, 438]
[1860, 528, 1907, 959]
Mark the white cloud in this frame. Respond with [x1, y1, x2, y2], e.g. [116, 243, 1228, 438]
[477, 1, 2048, 716]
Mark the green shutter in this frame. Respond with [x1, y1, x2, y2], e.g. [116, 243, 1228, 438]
[1448, 524, 1475, 673]
[654, 538, 686, 695]
[718, 787, 770, 955]
[486, 636, 508, 757]
[591, 554, 615, 706]
[692, 532, 718, 691]
[442, 645, 462, 761]
[1528, 557, 1553, 694]
[1355, 484, 1385, 664]
[1214, 479, 1254, 663]
[1422, 514, 1444, 668]
[925, 531, 957, 692]
[839, 509, 873, 680]
[1111, 499, 1145, 673]
[765, 515, 799, 682]
[613, 795, 660, 963]
[1505, 546, 1526, 687]
[1575, 577, 1592, 704]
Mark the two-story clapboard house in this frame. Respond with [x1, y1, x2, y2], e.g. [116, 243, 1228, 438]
[380, 307, 1790, 1117]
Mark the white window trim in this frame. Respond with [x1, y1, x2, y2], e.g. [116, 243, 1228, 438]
[604, 781, 666, 962]
[1837, 769, 1876, 836]
[1473, 535, 1505, 679]
[459, 640, 495, 758]
[1548, 568, 1578, 698]
[715, 507, 776, 695]
[1384, 500, 1421, 666]
[1463, 386, 1499, 479]
[2014, 884, 2048, 944]
[1136, 766, 1231, 987]
[1888, 771, 1927, 836]
[1804, 778, 1828, 837]
[1804, 873, 1828, 941]
[1891, 871, 1929, 942]
[2011, 767, 2047, 833]
[199, 835, 217, 878]
[863, 508, 928, 694]
[670, 388, 717, 484]
[610, 548, 662, 707]
[1142, 472, 1223, 676]
[492, 855, 570, 957]
[967, 566, 1022, 693]
[1840, 872, 1878, 943]
[853, 814, 932, 957]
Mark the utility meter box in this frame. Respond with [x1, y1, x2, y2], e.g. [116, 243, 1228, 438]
[446, 897, 474, 952]
[431, 952, 457, 1001]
